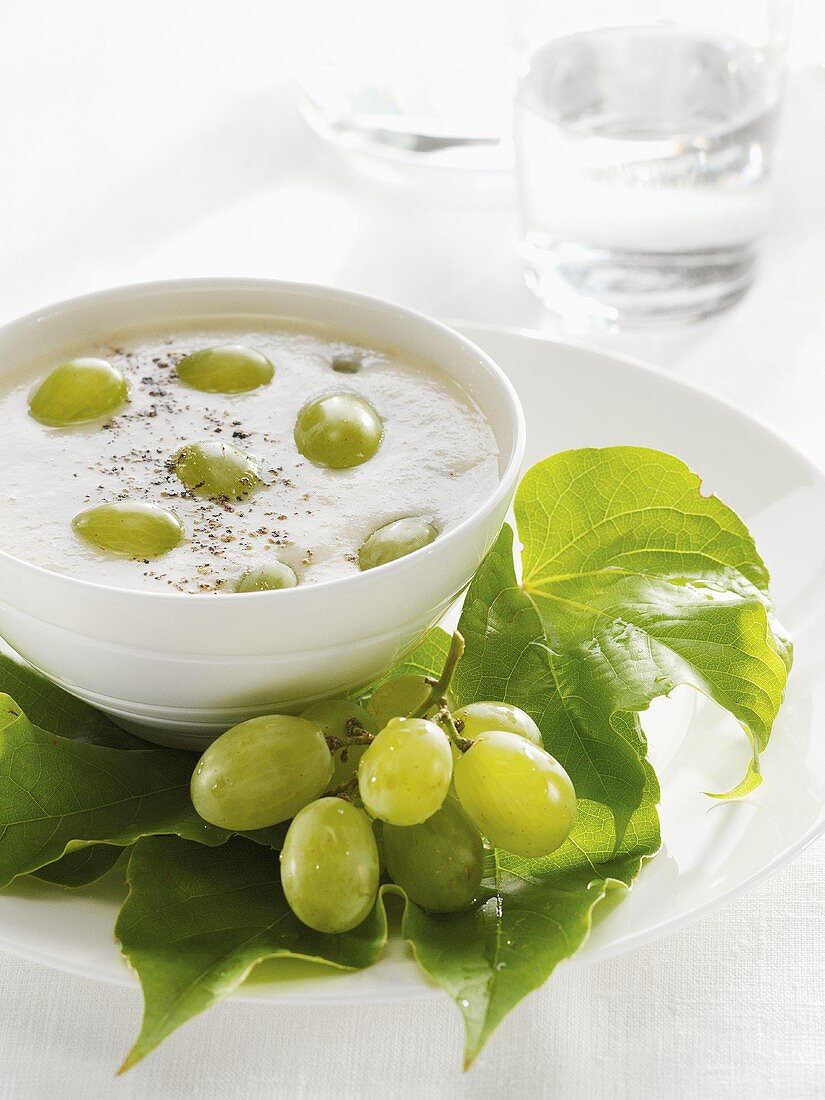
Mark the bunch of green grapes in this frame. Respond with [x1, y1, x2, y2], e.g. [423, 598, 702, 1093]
[189, 672, 577, 935]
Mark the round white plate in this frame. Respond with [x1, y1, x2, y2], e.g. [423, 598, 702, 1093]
[2, 323, 825, 1004]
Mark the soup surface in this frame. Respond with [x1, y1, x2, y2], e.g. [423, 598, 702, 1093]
[0, 319, 500, 593]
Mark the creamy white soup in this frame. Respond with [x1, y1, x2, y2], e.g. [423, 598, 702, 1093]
[0, 319, 500, 593]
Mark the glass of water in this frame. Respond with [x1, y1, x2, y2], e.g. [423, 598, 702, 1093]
[513, 0, 794, 325]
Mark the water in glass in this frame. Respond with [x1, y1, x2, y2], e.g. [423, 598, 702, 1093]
[515, 25, 782, 323]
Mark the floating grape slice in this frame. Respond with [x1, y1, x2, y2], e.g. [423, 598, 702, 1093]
[331, 352, 363, 374]
[176, 344, 274, 394]
[173, 440, 261, 500]
[383, 797, 484, 913]
[294, 392, 383, 469]
[280, 797, 380, 933]
[72, 502, 183, 559]
[454, 731, 577, 858]
[453, 701, 543, 747]
[28, 357, 128, 426]
[358, 717, 452, 826]
[190, 715, 333, 830]
[234, 561, 298, 592]
[358, 517, 438, 571]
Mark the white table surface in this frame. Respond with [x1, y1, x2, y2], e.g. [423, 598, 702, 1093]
[2, 4, 825, 1097]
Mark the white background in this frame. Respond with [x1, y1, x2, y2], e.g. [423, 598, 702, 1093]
[1, 2, 825, 1097]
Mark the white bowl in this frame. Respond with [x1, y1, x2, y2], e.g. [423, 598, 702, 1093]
[0, 280, 525, 749]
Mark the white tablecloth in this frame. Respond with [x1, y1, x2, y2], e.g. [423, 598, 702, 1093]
[2, 5, 825, 1097]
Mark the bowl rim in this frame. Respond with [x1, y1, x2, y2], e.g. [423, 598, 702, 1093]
[0, 277, 526, 605]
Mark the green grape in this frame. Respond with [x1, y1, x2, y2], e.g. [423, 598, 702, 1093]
[72, 501, 183, 558]
[294, 392, 383, 469]
[368, 675, 430, 727]
[234, 561, 298, 592]
[454, 701, 542, 747]
[280, 797, 379, 933]
[367, 674, 446, 728]
[28, 357, 128, 426]
[190, 715, 332, 830]
[358, 717, 452, 826]
[383, 796, 483, 912]
[454, 731, 576, 858]
[300, 699, 378, 789]
[176, 344, 274, 394]
[358, 517, 438, 572]
[173, 440, 261, 500]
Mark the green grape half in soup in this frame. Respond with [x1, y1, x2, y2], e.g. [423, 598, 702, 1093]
[173, 440, 261, 500]
[358, 517, 438, 572]
[294, 392, 383, 469]
[358, 717, 453, 826]
[28, 357, 128, 426]
[234, 561, 298, 592]
[300, 699, 378, 789]
[280, 797, 380, 933]
[190, 715, 333, 830]
[454, 731, 577, 858]
[176, 344, 274, 394]
[383, 796, 484, 913]
[330, 351, 363, 374]
[72, 502, 183, 558]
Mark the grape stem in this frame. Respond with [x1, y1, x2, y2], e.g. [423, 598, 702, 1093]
[325, 732, 374, 755]
[431, 701, 463, 744]
[409, 631, 468, 746]
[324, 719, 374, 756]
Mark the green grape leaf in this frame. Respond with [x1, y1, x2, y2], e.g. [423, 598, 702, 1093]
[396, 526, 661, 1064]
[0, 656, 175, 883]
[518, 448, 789, 805]
[408, 447, 790, 1063]
[455, 524, 649, 841]
[0, 695, 228, 886]
[32, 843, 125, 887]
[461, 448, 789, 835]
[116, 834, 388, 1071]
[0, 658, 284, 882]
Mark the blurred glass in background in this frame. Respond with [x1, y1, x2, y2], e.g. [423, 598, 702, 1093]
[297, 0, 513, 170]
[513, 0, 795, 325]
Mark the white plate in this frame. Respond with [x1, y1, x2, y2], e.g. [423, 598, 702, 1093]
[2, 323, 825, 1004]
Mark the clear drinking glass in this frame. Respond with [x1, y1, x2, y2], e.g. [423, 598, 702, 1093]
[297, 0, 513, 171]
[513, 0, 795, 325]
